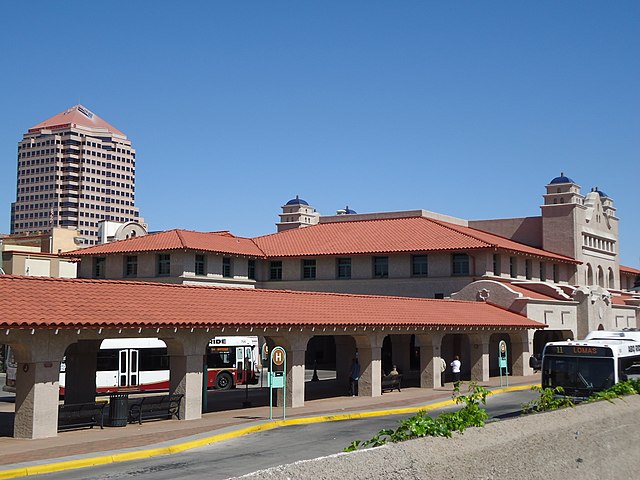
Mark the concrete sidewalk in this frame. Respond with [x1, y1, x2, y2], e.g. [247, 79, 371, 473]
[0, 375, 539, 476]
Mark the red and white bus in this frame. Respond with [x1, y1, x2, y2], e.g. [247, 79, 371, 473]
[3, 336, 260, 394]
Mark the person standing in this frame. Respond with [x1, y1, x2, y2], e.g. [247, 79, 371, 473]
[349, 358, 360, 397]
[438, 357, 446, 387]
[450, 355, 461, 389]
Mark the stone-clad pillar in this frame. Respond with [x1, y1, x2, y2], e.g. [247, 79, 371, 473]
[271, 334, 310, 408]
[357, 334, 384, 397]
[415, 333, 444, 389]
[14, 360, 62, 439]
[166, 331, 211, 421]
[470, 334, 490, 382]
[511, 330, 535, 376]
[10, 330, 72, 439]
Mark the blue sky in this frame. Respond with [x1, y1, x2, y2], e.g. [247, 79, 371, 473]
[1, 1, 638, 266]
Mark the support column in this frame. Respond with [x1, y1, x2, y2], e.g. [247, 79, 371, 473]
[416, 334, 444, 389]
[63, 340, 101, 405]
[165, 331, 211, 421]
[271, 334, 309, 409]
[169, 354, 204, 420]
[469, 334, 490, 382]
[390, 335, 411, 374]
[14, 360, 62, 439]
[277, 347, 306, 408]
[511, 330, 535, 376]
[357, 335, 384, 397]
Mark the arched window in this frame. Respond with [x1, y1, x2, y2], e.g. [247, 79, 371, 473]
[608, 268, 615, 289]
[586, 264, 593, 285]
[597, 266, 605, 287]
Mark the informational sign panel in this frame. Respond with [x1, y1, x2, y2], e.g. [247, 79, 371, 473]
[269, 346, 286, 419]
[498, 340, 509, 387]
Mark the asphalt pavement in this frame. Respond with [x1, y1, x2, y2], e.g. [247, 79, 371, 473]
[0, 373, 540, 479]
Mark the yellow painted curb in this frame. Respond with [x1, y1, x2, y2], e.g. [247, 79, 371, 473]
[0, 384, 537, 479]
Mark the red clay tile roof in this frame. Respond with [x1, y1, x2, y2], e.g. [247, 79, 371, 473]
[69, 229, 264, 257]
[29, 104, 125, 137]
[254, 216, 578, 263]
[67, 215, 579, 263]
[0, 276, 544, 330]
[506, 284, 559, 301]
[620, 265, 640, 275]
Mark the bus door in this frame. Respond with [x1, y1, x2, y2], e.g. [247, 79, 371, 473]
[118, 349, 140, 387]
[236, 347, 245, 382]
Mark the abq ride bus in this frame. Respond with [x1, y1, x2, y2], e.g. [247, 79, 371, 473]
[541, 329, 640, 399]
[3, 336, 260, 394]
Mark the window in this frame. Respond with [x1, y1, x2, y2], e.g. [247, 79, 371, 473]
[93, 257, 105, 278]
[337, 258, 351, 279]
[248, 259, 256, 280]
[412, 255, 428, 277]
[373, 256, 389, 278]
[553, 264, 559, 283]
[452, 253, 469, 276]
[157, 254, 170, 276]
[509, 257, 517, 278]
[493, 254, 500, 276]
[270, 261, 282, 280]
[222, 257, 232, 278]
[540, 262, 546, 281]
[195, 254, 206, 276]
[124, 255, 137, 277]
[525, 259, 532, 280]
[302, 259, 316, 279]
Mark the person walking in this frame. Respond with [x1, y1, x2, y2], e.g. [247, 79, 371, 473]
[438, 356, 446, 387]
[349, 358, 360, 397]
[450, 355, 461, 389]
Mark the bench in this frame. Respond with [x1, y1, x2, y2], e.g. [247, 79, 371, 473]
[58, 401, 107, 431]
[128, 394, 183, 425]
[381, 374, 402, 393]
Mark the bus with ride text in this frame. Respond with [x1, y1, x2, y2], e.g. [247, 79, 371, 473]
[3, 336, 260, 394]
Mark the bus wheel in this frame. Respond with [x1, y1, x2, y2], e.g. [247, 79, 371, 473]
[216, 372, 233, 390]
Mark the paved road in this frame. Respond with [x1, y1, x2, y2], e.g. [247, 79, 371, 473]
[28, 389, 538, 480]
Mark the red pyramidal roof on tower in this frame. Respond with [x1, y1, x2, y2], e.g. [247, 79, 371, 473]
[28, 104, 126, 137]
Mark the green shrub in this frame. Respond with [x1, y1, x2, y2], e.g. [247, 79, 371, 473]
[344, 382, 490, 452]
[522, 386, 574, 413]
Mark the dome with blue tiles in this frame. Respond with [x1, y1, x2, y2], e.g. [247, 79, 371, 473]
[594, 187, 609, 198]
[285, 195, 309, 206]
[549, 172, 575, 185]
[344, 206, 357, 214]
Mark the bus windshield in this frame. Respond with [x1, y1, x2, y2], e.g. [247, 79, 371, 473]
[542, 356, 614, 395]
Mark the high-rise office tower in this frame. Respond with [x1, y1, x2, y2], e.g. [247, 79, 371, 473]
[10, 105, 143, 245]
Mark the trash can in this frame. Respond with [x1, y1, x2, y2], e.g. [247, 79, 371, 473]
[108, 392, 129, 427]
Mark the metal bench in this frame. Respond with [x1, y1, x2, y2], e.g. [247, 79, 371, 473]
[381, 374, 402, 393]
[58, 401, 107, 431]
[128, 394, 183, 425]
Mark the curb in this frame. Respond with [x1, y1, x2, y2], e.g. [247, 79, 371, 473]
[0, 384, 536, 479]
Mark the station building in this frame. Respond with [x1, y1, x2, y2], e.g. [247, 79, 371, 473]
[3, 173, 639, 439]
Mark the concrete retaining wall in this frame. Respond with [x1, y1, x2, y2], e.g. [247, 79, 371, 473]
[243, 395, 640, 479]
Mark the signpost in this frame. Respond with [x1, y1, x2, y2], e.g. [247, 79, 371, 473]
[269, 346, 286, 420]
[498, 340, 509, 387]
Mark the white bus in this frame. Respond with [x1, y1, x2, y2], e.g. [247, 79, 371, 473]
[4, 336, 260, 394]
[541, 329, 640, 398]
